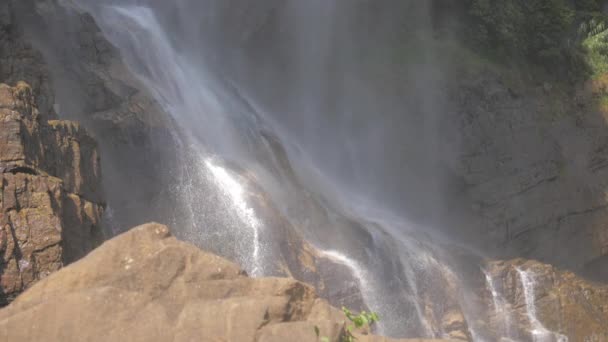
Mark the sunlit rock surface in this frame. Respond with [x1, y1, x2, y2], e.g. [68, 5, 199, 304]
[481, 259, 608, 341]
[0, 83, 104, 305]
[0, 223, 454, 342]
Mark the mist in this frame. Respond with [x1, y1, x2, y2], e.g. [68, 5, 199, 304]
[10, 0, 528, 339]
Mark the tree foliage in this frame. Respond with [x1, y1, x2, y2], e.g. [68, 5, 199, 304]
[465, 0, 575, 65]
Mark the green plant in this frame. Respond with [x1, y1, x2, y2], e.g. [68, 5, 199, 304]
[341, 307, 380, 342]
[579, 16, 608, 75]
[313, 308, 380, 342]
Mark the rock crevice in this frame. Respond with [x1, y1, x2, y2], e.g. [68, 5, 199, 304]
[0, 82, 104, 305]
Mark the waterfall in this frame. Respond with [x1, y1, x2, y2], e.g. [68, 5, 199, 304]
[317, 249, 387, 334]
[56, 0, 572, 340]
[483, 269, 513, 340]
[516, 268, 568, 342]
[204, 158, 264, 276]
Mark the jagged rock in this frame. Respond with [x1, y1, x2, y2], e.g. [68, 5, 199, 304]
[0, 222, 454, 342]
[481, 259, 608, 341]
[0, 83, 104, 305]
[0, 1, 55, 117]
[12, 0, 180, 231]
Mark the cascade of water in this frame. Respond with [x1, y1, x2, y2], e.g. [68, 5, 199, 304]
[516, 268, 568, 342]
[317, 250, 386, 334]
[204, 158, 264, 276]
[482, 269, 513, 340]
[64, 1, 496, 340]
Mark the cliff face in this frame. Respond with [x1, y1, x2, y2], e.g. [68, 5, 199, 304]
[9, 0, 180, 232]
[0, 0, 54, 116]
[1, 1, 608, 340]
[445, 62, 608, 275]
[0, 83, 104, 305]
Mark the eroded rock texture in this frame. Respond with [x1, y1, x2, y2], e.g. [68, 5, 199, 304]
[481, 259, 608, 341]
[0, 83, 104, 305]
[0, 222, 453, 342]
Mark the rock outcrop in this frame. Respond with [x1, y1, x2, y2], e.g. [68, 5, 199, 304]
[0, 82, 104, 305]
[0, 222, 453, 342]
[12, 0, 181, 232]
[481, 259, 608, 341]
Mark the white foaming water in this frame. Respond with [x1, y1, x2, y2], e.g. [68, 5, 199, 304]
[516, 268, 568, 342]
[483, 269, 513, 340]
[317, 249, 387, 335]
[204, 158, 263, 276]
[66, 2, 574, 340]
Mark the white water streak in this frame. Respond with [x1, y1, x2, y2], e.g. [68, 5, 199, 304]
[317, 250, 387, 335]
[483, 269, 513, 339]
[516, 268, 568, 342]
[205, 159, 263, 276]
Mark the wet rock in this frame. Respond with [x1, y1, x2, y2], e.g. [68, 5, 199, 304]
[0, 222, 455, 342]
[0, 83, 104, 305]
[451, 68, 608, 272]
[0, 1, 55, 117]
[482, 259, 608, 341]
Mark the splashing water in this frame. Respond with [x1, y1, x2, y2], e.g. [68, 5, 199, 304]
[58, 1, 575, 340]
[318, 249, 400, 335]
[205, 158, 263, 276]
[483, 269, 513, 340]
[516, 268, 568, 342]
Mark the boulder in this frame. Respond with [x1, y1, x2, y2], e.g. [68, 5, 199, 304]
[0, 222, 456, 342]
[0, 83, 104, 305]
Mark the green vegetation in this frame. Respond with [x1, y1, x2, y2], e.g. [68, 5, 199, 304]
[580, 16, 608, 76]
[341, 307, 380, 342]
[443, 0, 608, 79]
[466, 0, 574, 64]
[313, 307, 380, 342]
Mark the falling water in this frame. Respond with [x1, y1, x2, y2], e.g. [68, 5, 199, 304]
[516, 268, 568, 342]
[52, 0, 576, 340]
[483, 269, 513, 340]
[204, 158, 264, 276]
[317, 250, 387, 334]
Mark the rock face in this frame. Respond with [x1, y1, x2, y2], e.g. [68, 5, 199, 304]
[0, 82, 104, 305]
[481, 259, 608, 341]
[0, 222, 453, 342]
[12, 0, 181, 232]
[0, 0, 55, 117]
[449, 66, 608, 275]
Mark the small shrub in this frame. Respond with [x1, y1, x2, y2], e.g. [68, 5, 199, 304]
[313, 307, 381, 342]
[341, 307, 380, 342]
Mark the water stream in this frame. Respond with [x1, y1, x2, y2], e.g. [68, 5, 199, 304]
[516, 268, 568, 342]
[47, 0, 571, 340]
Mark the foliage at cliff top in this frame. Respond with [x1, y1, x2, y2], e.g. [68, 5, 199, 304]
[454, 0, 608, 79]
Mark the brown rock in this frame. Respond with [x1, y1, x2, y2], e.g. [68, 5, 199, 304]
[0, 223, 455, 342]
[0, 83, 104, 305]
[482, 259, 608, 341]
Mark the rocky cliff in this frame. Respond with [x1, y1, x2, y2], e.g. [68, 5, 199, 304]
[0, 222, 452, 342]
[449, 64, 608, 276]
[0, 82, 104, 305]
[1, 1, 608, 341]
[5, 0, 179, 232]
